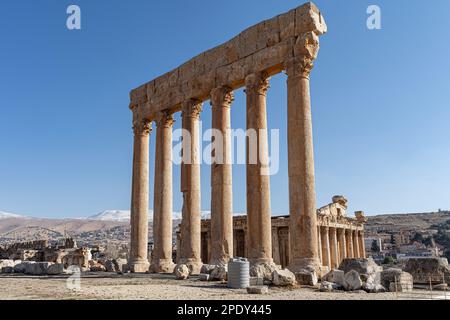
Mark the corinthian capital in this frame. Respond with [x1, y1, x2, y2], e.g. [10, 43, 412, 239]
[132, 118, 152, 136]
[210, 86, 234, 108]
[182, 99, 203, 119]
[155, 111, 175, 128]
[285, 31, 320, 79]
[245, 72, 270, 96]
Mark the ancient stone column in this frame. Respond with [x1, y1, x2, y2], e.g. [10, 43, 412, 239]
[358, 230, 366, 258]
[245, 73, 273, 266]
[285, 52, 321, 274]
[320, 226, 331, 270]
[150, 111, 175, 273]
[346, 229, 354, 259]
[129, 116, 152, 273]
[209, 87, 234, 266]
[329, 227, 339, 269]
[317, 225, 322, 266]
[179, 99, 203, 274]
[353, 230, 360, 258]
[338, 228, 347, 263]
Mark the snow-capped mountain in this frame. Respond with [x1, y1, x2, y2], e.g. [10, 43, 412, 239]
[0, 211, 25, 220]
[86, 210, 246, 222]
[87, 210, 131, 222]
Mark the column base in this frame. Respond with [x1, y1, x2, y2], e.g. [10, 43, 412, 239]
[129, 259, 150, 273]
[150, 259, 176, 274]
[179, 259, 203, 275]
[209, 256, 232, 267]
[288, 257, 321, 273]
[249, 259, 279, 282]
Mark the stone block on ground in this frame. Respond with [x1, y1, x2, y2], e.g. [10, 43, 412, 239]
[198, 273, 210, 281]
[90, 263, 107, 272]
[210, 265, 228, 281]
[175, 264, 190, 280]
[247, 286, 269, 294]
[343, 270, 362, 291]
[272, 269, 296, 286]
[200, 264, 216, 275]
[249, 277, 264, 286]
[319, 281, 342, 292]
[294, 268, 318, 286]
[339, 258, 381, 278]
[0, 260, 15, 270]
[1, 266, 14, 273]
[47, 263, 65, 275]
[323, 269, 344, 286]
[249, 262, 278, 282]
[114, 258, 129, 273]
[14, 261, 34, 273]
[26, 262, 53, 275]
[362, 282, 386, 293]
[403, 258, 450, 285]
[381, 268, 413, 292]
[105, 260, 116, 272]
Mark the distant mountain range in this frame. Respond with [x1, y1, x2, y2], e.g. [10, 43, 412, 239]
[1, 209, 448, 245]
[86, 210, 245, 222]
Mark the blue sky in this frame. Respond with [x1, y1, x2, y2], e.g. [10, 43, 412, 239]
[1, 0, 449, 219]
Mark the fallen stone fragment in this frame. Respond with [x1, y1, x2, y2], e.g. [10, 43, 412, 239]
[272, 269, 296, 286]
[343, 270, 362, 291]
[198, 273, 210, 281]
[175, 264, 190, 280]
[247, 286, 269, 294]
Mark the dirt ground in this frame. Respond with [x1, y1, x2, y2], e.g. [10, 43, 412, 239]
[0, 273, 445, 300]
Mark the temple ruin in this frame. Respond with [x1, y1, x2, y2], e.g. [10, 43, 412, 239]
[194, 196, 366, 271]
[128, 2, 331, 279]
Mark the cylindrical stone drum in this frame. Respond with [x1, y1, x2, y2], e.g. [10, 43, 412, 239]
[227, 258, 250, 289]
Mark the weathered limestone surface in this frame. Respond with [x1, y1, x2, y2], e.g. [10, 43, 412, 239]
[210, 87, 234, 265]
[343, 270, 362, 291]
[245, 73, 273, 265]
[175, 264, 190, 280]
[179, 100, 203, 274]
[402, 257, 450, 284]
[129, 118, 152, 273]
[272, 269, 296, 286]
[151, 112, 176, 274]
[129, 2, 327, 118]
[323, 269, 344, 286]
[381, 268, 413, 292]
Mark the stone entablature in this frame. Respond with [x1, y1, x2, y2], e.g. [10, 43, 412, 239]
[129, 2, 327, 119]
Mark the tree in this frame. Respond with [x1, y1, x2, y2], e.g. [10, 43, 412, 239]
[383, 256, 395, 265]
[371, 239, 380, 252]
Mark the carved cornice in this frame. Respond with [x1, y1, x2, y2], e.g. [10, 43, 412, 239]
[182, 99, 203, 119]
[155, 111, 175, 128]
[245, 72, 270, 96]
[210, 86, 234, 108]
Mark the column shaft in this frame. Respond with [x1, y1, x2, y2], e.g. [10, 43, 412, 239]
[209, 87, 234, 265]
[358, 230, 366, 258]
[129, 117, 152, 273]
[150, 112, 175, 273]
[320, 226, 331, 270]
[317, 225, 322, 266]
[179, 100, 203, 274]
[245, 73, 273, 265]
[329, 227, 339, 269]
[353, 230, 360, 258]
[338, 228, 347, 264]
[285, 56, 320, 273]
[346, 229, 354, 259]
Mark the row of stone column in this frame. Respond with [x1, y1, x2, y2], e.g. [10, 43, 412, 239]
[129, 55, 320, 275]
[317, 226, 366, 270]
